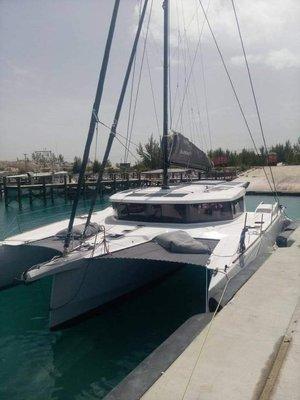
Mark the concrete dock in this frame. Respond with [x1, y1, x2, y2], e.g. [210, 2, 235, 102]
[140, 228, 300, 400]
[236, 165, 300, 194]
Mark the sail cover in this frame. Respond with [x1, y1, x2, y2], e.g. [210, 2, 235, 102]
[168, 131, 212, 171]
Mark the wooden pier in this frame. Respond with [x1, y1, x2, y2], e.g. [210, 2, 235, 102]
[0, 169, 237, 209]
[0, 174, 144, 209]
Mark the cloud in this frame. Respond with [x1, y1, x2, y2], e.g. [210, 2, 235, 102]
[265, 49, 300, 70]
[143, 0, 300, 47]
[231, 48, 300, 70]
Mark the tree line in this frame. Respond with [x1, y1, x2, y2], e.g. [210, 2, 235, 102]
[208, 138, 300, 169]
[71, 136, 300, 173]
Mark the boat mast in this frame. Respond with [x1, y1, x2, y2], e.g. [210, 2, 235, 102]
[162, 0, 169, 189]
[64, 0, 120, 251]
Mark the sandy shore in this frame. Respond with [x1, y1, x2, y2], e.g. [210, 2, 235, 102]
[235, 165, 300, 194]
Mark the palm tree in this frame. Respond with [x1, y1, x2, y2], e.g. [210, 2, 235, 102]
[136, 135, 162, 170]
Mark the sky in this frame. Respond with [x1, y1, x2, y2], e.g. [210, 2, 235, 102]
[0, 0, 299, 163]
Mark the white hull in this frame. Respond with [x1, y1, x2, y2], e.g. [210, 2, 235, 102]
[49, 258, 181, 328]
[0, 243, 60, 289]
[208, 210, 285, 306]
[48, 210, 285, 329]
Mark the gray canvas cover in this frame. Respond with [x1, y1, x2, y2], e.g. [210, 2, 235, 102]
[154, 231, 211, 254]
[168, 131, 212, 171]
[100, 236, 218, 267]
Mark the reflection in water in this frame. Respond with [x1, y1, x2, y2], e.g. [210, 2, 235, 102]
[0, 264, 207, 400]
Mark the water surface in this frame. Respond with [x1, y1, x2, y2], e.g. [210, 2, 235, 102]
[0, 195, 299, 399]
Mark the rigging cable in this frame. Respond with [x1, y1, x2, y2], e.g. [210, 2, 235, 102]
[195, 3, 212, 152]
[115, 135, 141, 164]
[97, 119, 139, 148]
[230, 0, 279, 202]
[199, 41, 212, 152]
[175, 0, 211, 129]
[181, 272, 230, 400]
[123, 0, 141, 162]
[83, 0, 149, 234]
[146, 49, 160, 135]
[180, 0, 206, 151]
[63, 0, 120, 251]
[125, 0, 153, 163]
[94, 120, 99, 161]
[170, 0, 181, 128]
[198, 0, 277, 201]
[124, 46, 137, 161]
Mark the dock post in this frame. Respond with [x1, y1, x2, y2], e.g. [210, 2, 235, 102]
[17, 177, 22, 210]
[113, 174, 117, 192]
[64, 175, 68, 202]
[3, 177, 8, 207]
[50, 185, 54, 204]
[50, 174, 54, 204]
[100, 181, 103, 199]
[83, 176, 86, 200]
[17, 178, 22, 210]
[42, 176, 47, 205]
[28, 176, 33, 206]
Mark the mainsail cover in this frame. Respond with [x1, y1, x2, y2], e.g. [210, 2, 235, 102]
[168, 131, 212, 171]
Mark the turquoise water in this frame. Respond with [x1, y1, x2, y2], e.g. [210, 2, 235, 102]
[0, 195, 299, 399]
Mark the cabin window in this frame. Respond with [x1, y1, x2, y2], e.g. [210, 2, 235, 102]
[113, 203, 187, 223]
[113, 199, 244, 223]
[188, 202, 232, 222]
[116, 203, 148, 221]
[232, 197, 244, 217]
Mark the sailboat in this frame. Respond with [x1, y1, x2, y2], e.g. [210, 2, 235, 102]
[0, 0, 287, 329]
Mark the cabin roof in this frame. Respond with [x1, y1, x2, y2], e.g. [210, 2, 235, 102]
[6, 174, 28, 179]
[110, 181, 247, 204]
[141, 168, 191, 174]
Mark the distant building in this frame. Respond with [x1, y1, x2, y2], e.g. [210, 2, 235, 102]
[267, 152, 277, 166]
[119, 163, 131, 171]
[33, 150, 54, 161]
[213, 155, 228, 167]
